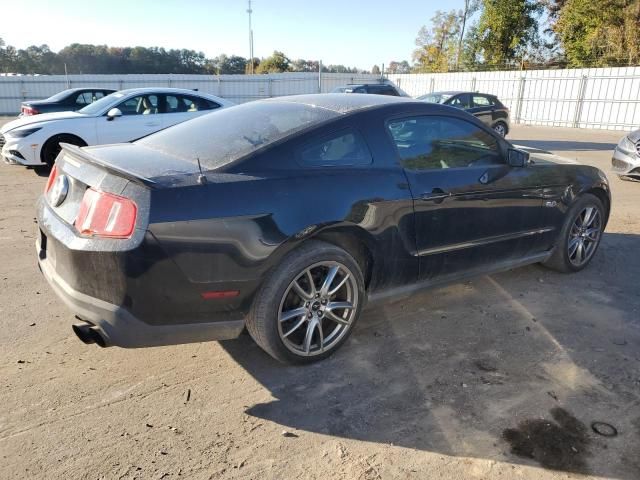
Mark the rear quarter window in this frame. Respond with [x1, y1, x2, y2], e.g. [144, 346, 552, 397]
[298, 129, 372, 167]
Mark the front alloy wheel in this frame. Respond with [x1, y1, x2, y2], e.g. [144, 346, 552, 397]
[278, 262, 358, 357]
[567, 206, 602, 267]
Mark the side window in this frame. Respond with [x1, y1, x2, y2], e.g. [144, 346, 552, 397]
[75, 92, 93, 107]
[373, 86, 399, 96]
[387, 116, 502, 170]
[299, 130, 372, 167]
[353, 87, 366, 93]
[93, 91, 105, 101]
[448, 94, 471, 109]
[473, 95, 492, 108]
[183, 95, 220, 112]
[117, 95, 159, 115]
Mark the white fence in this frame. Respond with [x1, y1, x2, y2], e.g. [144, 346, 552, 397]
[0, 72, 379, 115]
[1, 67, 640, 130]
[388, 66, 640, 131]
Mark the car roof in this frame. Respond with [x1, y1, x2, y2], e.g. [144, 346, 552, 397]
[113, 87, 212, 96]
[431, 91, 497, 97]
[262, 93, 416, 114]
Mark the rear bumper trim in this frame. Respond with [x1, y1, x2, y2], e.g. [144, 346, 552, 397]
[38, 250, 245, 348]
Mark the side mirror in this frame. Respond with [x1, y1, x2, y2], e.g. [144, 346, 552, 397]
[507, 148, 530, 167]
[106, 108, 122, 121]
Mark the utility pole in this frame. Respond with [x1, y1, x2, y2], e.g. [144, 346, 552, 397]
[247, 0, 254, 74]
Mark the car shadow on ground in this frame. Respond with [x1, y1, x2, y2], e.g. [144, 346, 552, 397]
[510, 139, 618, 152]
[220, 232, 640, 479]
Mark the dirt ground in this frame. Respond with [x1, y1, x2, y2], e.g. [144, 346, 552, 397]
[1, 121, 639, 480]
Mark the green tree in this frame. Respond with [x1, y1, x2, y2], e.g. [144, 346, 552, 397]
[550, 0, 640, 67]
[371, 64, 381, 75]
[470, 0, 542, 67]
[413, 10, 460, 72]
[256, 51, 290, 73]
[387, 60, 411, 73]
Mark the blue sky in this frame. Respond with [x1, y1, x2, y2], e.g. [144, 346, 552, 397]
[2, 0, 470, 70]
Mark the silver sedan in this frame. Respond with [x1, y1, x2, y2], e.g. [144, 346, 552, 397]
[612, 129, 640, 179]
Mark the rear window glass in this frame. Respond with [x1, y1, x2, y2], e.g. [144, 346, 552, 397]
[137, 101, 340, 169]
[299, 130, 372, 166]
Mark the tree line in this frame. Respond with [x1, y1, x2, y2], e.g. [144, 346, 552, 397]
[0, 40, 365, 75]
[409, 0, 640, 73]
[2, 1, 639, 76]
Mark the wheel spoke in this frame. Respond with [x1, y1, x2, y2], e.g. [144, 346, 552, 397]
[292, 279, 313, 301]
[320, 265, 340, 296]
[315, 321, 324, 352]
[327, 300, 354, 311]
[585, 227, 599, 240]
[568, 237, 580, 257]
[328, 274, 350, 295]
[280, 307, 307, 322]
[305, 269, 316, 295]
[303, 319, 317, 353]
[576, 240, 585, 263]
[325, 309, 350, 325]
[283, 316, 307, 338]
[582, 207, 595, 227]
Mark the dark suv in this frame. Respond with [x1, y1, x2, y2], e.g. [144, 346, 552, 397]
[331, 83, 406, 96]
[418, 91, 510, 137]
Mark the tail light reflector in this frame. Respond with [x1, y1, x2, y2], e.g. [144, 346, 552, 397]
[44, 164, 58, 194]
[22, 106, 39, 115]
[75, 188, 137, 239]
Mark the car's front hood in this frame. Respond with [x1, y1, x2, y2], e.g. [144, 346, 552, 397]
[1, 111, 87, 134]
[626, 129, 640, 143]
[513, 144, 579, 165]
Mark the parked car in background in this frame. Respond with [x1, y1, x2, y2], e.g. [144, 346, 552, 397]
[418, 91, 510, 137]
[331, 83, 408, 96]
[1, 88, 234, 167]
[611, 128, 640, 180]
[36, 94, 610, 364]
[20, 88, 116, 116]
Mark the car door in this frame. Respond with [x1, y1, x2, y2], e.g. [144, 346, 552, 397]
[96, 94, 163, 144]
[386, 114, 550, 282]
[162, 94, 220, 129]
[469, 95, 494, 127]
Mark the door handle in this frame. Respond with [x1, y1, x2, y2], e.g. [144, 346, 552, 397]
[420, 188, 451, 203]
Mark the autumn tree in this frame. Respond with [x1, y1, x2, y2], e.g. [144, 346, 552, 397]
[549, 0, 640, 66]
[256, 51, 290, 73]
[470, 0, 542, 67]
[413, 10, 460, 72]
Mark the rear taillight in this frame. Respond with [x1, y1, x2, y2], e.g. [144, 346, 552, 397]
[44, 164, 58, 194]
[74, 188, 137, 239]
[22, 106, 39, 115]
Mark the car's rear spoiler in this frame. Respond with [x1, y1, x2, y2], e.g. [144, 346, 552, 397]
[59, 143, 157, 187]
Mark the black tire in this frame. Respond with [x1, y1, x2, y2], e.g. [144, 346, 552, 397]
[493, 121, 508, 137]
[542, 193, 605, 273]
[246, 240, 365, 364]
[41, 134, 86, 167]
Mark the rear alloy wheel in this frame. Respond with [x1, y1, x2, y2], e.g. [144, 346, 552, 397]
[246, 241, 364, 364]
[543, 193, 605, 273]
[493, 122, 507, 137]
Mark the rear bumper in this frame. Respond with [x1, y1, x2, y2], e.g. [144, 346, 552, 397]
[38, 248, 245, 347]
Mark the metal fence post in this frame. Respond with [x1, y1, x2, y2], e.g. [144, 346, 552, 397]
[471, 77, 476, 92]
[217, 77, 222, 97]
[268, 78, 273, 98]
[515, 76, 526, 123]
[573, 75, 588, 128]
[318, 60, 322, 93]
[429, 77, 435, 93]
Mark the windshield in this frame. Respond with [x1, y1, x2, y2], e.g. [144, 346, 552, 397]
[78, 92, 124, 115]
[417, 93, 453, 104]
[138, 101, 340, 169]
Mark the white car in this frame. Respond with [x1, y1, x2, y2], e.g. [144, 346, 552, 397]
[611, 129, 640, 180]
[0, 88, 234, 167]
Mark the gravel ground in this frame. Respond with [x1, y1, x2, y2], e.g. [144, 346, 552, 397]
[0, 120, 639, 480]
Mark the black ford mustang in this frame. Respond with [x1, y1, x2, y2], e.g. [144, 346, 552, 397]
[36, 94, 610, 364]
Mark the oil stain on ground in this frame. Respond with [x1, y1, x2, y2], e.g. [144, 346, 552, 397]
[502, 407, 591, 473]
